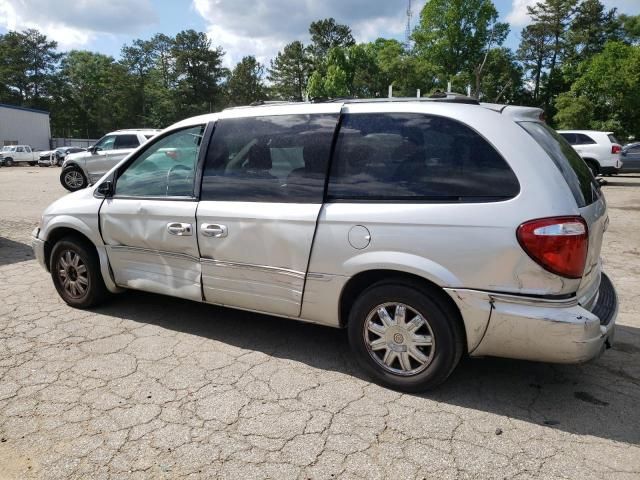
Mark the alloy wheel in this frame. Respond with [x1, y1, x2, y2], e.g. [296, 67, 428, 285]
[57, 250, 89, 298]
[363, 302, 435, 376]
[64, 170, 85, 189]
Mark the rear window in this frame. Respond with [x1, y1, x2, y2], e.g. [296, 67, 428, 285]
[607, 134, 620, 145]
[328, 113, 519, 201]
[114, 135, 140, 149]
[520, 122, 598, 207]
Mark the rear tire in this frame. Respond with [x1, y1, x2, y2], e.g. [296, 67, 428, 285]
[60, 166, 88, 191]
[28, 161, 37, 166]
[50, 237, 108, 309]
[347, 281, 464, 392]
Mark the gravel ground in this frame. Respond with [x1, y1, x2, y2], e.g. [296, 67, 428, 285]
[0, 166, 639, 479]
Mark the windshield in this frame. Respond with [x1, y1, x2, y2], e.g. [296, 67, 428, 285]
[519, 122, 598, 207]
[2, 146, 15, 152]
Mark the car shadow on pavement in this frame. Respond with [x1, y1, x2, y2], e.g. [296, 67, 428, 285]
[0, 236, 35, 267]
[96, 289, 640, 446]
[604, 181, 640, 187]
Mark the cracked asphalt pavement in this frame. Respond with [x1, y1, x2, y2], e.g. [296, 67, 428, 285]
[0, 167, 639, 479]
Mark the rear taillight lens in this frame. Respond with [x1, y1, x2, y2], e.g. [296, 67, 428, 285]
[517, 216, 588, 279]
[612, 145, 621, 154]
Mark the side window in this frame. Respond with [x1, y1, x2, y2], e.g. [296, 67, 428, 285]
[16, 146, 24, 152]
[327, 113, 520, 201]
[25, 146, 32, 153]
[575, 134, 596, 145]
[559, 133, 576, 145]
[114, 134, 140, 149]
[115, 125, 205, 198]
[94, 135, 117, 151]
[201, 114, 336, 202]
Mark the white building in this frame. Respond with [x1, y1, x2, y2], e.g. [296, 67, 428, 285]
[0, 103, 51, 150]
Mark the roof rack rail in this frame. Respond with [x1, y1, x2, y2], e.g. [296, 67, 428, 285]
[224, 92, 480, 110]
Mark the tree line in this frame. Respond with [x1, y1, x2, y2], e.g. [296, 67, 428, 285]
[0, 0, 638, 139]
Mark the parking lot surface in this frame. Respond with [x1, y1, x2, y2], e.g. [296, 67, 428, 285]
[0, 166, 639, 479]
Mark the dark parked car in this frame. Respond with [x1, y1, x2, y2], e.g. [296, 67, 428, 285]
[621, 142, 640, 173]
[38, 147, 87, 167]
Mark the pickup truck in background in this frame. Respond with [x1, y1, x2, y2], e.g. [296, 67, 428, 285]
[0, 145, 41, 166]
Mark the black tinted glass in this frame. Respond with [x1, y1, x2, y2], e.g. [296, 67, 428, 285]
[559, 133, 576, 144]
[520, 122, 597, 207]
[201, 114, 337, 202]
[327, 113, 519, 201]
[114, 135, 140, 149]
[576, 134, 596, 145]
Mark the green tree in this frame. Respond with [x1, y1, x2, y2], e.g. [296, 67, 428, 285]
[171, 29, 227, 116]
[619, 14, 640, 45]
[121, 39, 156, 125]
[149, 33, 175, 89]
[268, 41, 310, 101]
[554, 93, 594, 129]
[308, 18, 355, 66]
[0, 31, 29, 102]
[228, 56, 266, 106]
[57, 50, 135, 138]
[412, 0, 508, 95]
[525, 0, 578, 109]
[517, 23, 550, 102]
[567, 0, 618, 60]
[22, 29, 62, 105]
[477, 48, 524, 103]
[554, 41, 640, 138]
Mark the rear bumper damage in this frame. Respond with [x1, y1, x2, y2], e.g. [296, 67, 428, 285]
[447, 273, 617, 364]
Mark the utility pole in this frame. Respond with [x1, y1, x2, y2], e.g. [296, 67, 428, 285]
[404, 0, 413, 51]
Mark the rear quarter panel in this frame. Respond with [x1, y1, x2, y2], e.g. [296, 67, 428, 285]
[304, 103, 584, 324]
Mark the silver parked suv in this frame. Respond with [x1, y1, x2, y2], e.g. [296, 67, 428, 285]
[60, 129, 160, 191]
[32, 97, 617, 391]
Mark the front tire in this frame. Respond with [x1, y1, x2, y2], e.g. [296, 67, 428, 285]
[60, 166, 88, 191]
[348, 282, 464, 392]
[50, 237, 108, 308]
[4, 158, 13, 167]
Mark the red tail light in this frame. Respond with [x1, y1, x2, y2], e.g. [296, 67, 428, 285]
[517, 216, 588, 279]
[612, 145, 621, 154]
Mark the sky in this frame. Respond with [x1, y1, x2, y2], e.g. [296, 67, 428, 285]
[0, 0, 638, 68]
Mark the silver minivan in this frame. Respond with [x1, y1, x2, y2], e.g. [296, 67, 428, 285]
[32, 97, 617, 391]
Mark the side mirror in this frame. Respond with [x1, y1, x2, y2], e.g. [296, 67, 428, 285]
[95, 181, 114, 198]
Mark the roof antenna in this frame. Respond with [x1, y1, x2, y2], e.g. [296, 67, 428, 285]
[404, 0, 413, 51]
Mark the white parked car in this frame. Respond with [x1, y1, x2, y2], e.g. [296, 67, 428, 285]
[0, 145, 41, 166]
[60, 129, 160, 191]
[32, 97, 617, 391]
[558, 130, 623, 176]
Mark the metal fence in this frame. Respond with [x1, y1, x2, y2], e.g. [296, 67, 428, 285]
[50, 138, 98, 149]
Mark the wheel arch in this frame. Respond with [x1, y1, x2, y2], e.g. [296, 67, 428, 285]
[43, 223, 121, 293]
[337, 269, 468, 352]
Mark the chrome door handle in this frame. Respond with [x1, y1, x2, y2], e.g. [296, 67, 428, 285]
[167, 222, 193, 236]
[201, 223, 228, 238]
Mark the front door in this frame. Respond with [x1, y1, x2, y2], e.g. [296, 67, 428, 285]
[87, 135, 117, 183]
[197, 108, 340, 317]
[103, 134, 142, 178]
[99, 124, 207, 301]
